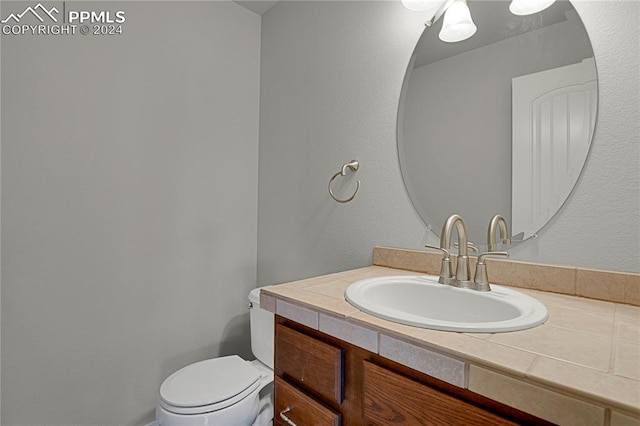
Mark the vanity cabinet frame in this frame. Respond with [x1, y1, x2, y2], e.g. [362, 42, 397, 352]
[274, 315, 554, 426]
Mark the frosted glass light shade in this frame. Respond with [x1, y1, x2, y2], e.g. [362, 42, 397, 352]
[439, 0, 477, 43]
[402, 0, 442, 15]
[509, 0, 556, 15]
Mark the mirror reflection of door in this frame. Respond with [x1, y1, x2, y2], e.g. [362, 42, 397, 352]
[512, 58, 597, 239]
[397, 1, 598, 248]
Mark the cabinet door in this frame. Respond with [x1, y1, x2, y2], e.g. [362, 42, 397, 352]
[363, 361, 518, 426]
[275, 376, 341, 426]
[276, 324, 344, 403]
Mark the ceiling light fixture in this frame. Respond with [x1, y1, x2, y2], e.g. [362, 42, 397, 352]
[438, 0, 476, 43]
[509, 0, 557, 16]
[408, 0, 557, 43]
[401, 0, 441, 13]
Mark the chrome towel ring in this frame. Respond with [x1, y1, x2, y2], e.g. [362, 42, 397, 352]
[328, 160, 360, 203]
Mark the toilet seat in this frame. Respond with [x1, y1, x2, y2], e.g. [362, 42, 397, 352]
[159, 355, 261, 415]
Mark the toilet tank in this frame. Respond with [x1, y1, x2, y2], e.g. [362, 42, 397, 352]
[248, 288, 274, 369]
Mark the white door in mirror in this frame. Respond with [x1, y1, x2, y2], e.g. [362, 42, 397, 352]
[511, 58, 597, 240]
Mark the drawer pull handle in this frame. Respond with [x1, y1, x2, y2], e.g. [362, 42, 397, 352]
[279, 407, 297, 426]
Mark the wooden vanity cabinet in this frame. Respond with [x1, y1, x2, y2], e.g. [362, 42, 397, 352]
[363, 361, 518, 425]
[275, 377, 341, 426]
[274, 316, 553, 426]
[275, 324, 344, 404]
[274, 319, 344, 425]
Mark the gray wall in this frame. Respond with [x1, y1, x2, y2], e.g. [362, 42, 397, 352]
[1, 2, 260, 425]
[257, 0, 639, 287]
[258, 1, 430, 285]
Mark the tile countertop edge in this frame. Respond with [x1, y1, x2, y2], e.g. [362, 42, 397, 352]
[259, 266, 640, 417]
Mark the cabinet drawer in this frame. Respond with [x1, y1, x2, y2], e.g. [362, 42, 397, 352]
[275, 324, 344, 403]
[363, 361, 518, 425]
[275, 376, 341, 426]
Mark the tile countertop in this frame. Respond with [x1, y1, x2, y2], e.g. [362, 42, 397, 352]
[260, 266, 640, 426]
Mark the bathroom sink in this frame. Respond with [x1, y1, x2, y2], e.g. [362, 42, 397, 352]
[345, 276, 548, 333]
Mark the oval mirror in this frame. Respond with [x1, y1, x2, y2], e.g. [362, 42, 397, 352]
[398, 0, 597, 250]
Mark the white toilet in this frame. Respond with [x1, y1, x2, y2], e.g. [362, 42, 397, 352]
[156, 288, 274, 426]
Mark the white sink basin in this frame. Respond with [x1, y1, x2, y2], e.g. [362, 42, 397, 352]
[345, 275, 548, 333]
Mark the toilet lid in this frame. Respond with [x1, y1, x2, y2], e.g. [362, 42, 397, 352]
[160, 355, 261, 409]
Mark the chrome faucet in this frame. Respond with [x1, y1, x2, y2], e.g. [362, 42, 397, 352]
[424, 244, 453, 285]
[469, 214, 512, 291]
[487, 214, 511, 252]
[424, 214, 476, 288]
[425, 214, 512, 291]
[441, 215, 474, 288]
[473, 251, 509, 291]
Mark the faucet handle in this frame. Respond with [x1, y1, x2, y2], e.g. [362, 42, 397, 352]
[424, 244, 450, 258]
[473, 252, 509, 291]
[477, 251, 510, 262]
[425, 245, 453, 285]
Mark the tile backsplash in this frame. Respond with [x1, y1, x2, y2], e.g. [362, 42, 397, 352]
[373, 246, 640, 306]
